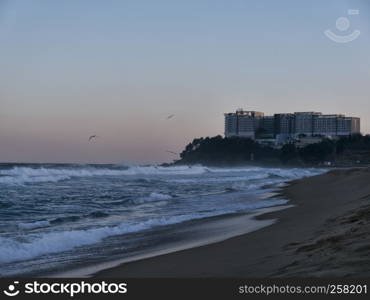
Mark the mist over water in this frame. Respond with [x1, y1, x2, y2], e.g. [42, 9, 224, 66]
[0, 163, 325, 276]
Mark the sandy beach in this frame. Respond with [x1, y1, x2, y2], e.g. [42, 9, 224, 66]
[95, 168, 370, 277]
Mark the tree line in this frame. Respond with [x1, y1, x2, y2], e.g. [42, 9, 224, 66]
[174, 134, 370, 166]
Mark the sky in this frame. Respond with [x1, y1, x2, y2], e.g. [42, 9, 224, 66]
[0, 0, 369, 164]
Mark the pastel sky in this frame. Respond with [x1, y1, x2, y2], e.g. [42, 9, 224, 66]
[0, 0, 369, 164]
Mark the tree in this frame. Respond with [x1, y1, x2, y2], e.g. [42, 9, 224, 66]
[280, 143, 298, 164]
[299, 139, 335, 163]
[177, 136, 279, 165]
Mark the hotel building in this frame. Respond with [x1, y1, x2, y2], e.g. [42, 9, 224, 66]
[224, 109, 360, 144]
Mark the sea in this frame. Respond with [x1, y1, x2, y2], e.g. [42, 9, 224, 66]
[0, 163, 325, 277]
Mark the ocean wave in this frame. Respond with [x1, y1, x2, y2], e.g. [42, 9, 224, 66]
[50, 216, 81, 224]
[18, 221, 51, 230]
[0, 165, 207, 185]
[143, 192, 172, 201]
[0, 165, 325, 185]
[0, 201, 13, 208]
[85, 211, 110, 219]
[167, 174, 270, 183]
[131, 192, 172, 205]
[18, 212, 111, 231]
[0, 198, 287, 264]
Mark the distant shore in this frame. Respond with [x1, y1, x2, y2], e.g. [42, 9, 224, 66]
[95, 168, 370, 277]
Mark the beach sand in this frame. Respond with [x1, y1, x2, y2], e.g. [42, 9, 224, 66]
[95, 168, 370, 277]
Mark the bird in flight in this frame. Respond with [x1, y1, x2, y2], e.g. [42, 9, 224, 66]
[88, 135, 98, 142]
[166, 114, 175, 120]
[166, 150, 178, 155]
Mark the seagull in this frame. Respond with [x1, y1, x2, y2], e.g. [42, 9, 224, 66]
[166, 150, 178, 155]
[88, 135, 98, 142]
[166, 114, 175, 120]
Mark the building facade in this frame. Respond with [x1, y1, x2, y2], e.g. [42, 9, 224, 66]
[224, 110, 264, 139]
[224, 109, 361, 144]
[274, 113, 295, 143]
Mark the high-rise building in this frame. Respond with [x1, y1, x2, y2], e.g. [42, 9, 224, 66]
[259, 116, 275, 138]
[294, 112, 321, 136]
[224, 109, 361, 143]
[224, 110, 264, 139]
[310, 114, 360, 137]
[273, 114, 295, 143]
[336, 116, 361, 136]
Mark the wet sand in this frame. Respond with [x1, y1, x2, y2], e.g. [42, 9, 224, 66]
[95, 168, 370, 277]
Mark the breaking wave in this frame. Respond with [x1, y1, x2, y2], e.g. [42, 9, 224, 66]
[0, 165, 206, 184]
[0, 165, 324, 185]
[18, 221, 51, 230]
[0, 198, 287, 264]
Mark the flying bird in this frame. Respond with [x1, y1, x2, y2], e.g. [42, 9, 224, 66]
[166, 114, 175, 120]
[166, 150, 178, 155]
[88, 135, 98, 142]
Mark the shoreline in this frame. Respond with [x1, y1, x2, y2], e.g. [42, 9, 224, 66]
[51, 205, 292, 278]
[94, 168, 370, 277]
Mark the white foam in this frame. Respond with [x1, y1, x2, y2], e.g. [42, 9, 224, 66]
[133, 192, 172, 205]
[146, 192, 172, 201]
[18, 221, 51, 230]
[0, 198, 287, 264]
[0, 166, 206, 185]
[0, 165, 326, 185]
